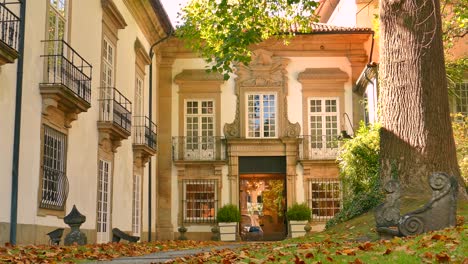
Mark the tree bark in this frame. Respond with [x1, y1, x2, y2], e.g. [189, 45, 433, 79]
[379, 0, 467, 199]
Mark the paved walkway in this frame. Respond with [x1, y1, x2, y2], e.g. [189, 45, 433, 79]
[87, 244, 244, 264]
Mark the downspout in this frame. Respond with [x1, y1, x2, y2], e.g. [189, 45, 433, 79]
[10, 0, 27, 245]
[147, 30, 172, 242]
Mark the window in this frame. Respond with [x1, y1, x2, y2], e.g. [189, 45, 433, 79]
[102, 38, 115, 88]
[246, 93, 277, 138]
[40, 125, 68, 210]
[182, 179, 218, 223]
[132, 174, 142, 236]
[97, 159, 112, 243]
[454, 82, 468, 115]
[184, 100, 215, 160]
[47, 0, 67, 41]
[134, 76, 144, 117]
[308, 98, 340, 154]
[307, 178, 341, 221]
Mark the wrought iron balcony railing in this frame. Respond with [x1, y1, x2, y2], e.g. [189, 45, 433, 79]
[40, 167, 69, 211]
[99, 87, 132, 133]
[0, 1, 20, 52]
[299, 135, 342, 160]
[133, 116, 157, 150]
[41, 39, 92, 104]
[172, 136, 226, 161]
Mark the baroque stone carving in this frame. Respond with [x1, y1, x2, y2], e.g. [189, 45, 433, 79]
[223, 49, 300, 138]
[375, 172, 457, 238]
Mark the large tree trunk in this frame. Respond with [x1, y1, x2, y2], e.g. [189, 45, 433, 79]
[379, 0, 467, 199]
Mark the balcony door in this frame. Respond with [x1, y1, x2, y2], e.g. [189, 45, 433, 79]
[308, 98, 340, 158]
[184, 99, 215, 160]
[97, 159, 112, 243]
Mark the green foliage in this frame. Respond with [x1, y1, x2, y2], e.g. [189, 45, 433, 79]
[176, 0, 319, 79]
[446, 58, 468, 95]
[452, 113, 468, 186]
[441, 0, 468, 50]
[262, 179, 285, 217]
[286, 202, 311, 221]
[216, 204, 241, 222]
[326, 122, 383, 229]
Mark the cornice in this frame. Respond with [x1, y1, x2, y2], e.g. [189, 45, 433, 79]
[174, 69, 224, 83]
[134, 37, 151, 66]
[101, 0, 127, 30]
[298, 68, 349, 83]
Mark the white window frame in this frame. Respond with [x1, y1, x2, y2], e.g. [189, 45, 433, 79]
[134, 76, 144, 117]
[183, 180, 217, 223]
[184, 99, 215, 160]
[307, 97, 340, 158]
[101, 37, 115, 88]
[245, 93, 278, 138]
[132, 174, 142, 237]
[454, 82, 468, 115]
[97, 159, 112, 243]
[307, 178, 342, 221]
[47, 0, 68, 42]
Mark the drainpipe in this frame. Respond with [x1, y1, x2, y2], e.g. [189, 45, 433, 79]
[10, 0, 27, 245]
[147, 30, 172, 242]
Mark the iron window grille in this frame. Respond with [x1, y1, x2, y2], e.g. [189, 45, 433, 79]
[182, 179, 218, 224]
[41, 39, 93, 104]
[307, 178, 342, 221]
[0, 1, 20, 52]
[133, 116, 157, 150]
[99, 87, 132, 133]
[40, 125, 69, 211]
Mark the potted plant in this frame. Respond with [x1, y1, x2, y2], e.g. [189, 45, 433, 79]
[286, 202, 311, 238]
[216, 203, 240, 241]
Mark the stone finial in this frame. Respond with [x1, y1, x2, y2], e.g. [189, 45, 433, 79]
[64, 205, 87, 245]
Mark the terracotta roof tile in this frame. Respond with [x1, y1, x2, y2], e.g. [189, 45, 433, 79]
[289, 22, 373, 34]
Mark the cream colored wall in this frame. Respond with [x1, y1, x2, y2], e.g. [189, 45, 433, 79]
[1, 0, 158, 243]
[327, 1, 357, 27]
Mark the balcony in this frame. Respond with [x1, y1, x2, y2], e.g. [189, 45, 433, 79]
[97, 87, 132, 151]
[172, 136, 227, 163]
[0, 1, 20, 65]
[299, 135, 342, 161]
[40, 40, 92, 127]
[39, 167, 69, 211]
[133, 116, 157, 165]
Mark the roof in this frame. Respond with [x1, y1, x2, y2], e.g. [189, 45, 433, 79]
[290, 22, 373, 34]
[150, 0, 174, 35]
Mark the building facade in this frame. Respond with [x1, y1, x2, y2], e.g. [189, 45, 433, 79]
[155, 25, 373, 240]
[0, 0, 171, 244]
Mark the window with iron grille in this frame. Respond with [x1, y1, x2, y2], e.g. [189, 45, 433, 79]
[307, 178, 342, 221]
[454, 82, 468, 115]
[182, 179, 218, 223]
[246, 93, 277, 138]
[40, 125, 68, 210]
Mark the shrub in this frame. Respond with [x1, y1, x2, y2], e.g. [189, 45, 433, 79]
[216, 204, 240, 223]
[452, 113, 468, 187]
[286, 202, 311, 221]
[326, 122, 383, 229]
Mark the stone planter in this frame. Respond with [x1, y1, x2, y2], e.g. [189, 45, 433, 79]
[218, 222, 238, 241]
[289, 220, 309, 238]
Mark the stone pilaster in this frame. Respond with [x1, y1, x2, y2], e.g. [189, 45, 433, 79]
[156, 56, 175, 240]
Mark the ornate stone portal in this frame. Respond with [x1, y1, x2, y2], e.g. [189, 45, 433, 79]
[223, 49, 301, 206]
